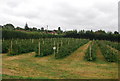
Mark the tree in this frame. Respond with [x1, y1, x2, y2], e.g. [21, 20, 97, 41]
[95, 30, 106, 34]
[3, 24, 15, 30]
[114, 31, 119, 34]
[38, 29, 40, 32]
[41, 27, 44, 31]
[79, 30, 85, 34]
[33, 27, 37, 31]
[16, 27, 23, 30]
[107, 31, 112, 35]
[25, 23, 29, 30]
[65, 30, 78, 38]
[58, 27, 61, 31]
[57, 27, 63, 34]
[29, 28, 33, 31]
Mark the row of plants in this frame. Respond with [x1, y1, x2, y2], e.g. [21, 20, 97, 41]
[35, 38, 89, 58]
[35, 38, 56, 57]
[84, 41, 97, 61]
[2, 38, 54, 55]
[2, 38, 89, 58]
[2, 40, 10, 53]
[97, 41, 118, 62]
[105, 41, 120, 51]
[55, 39, 89, 59]
[2, 38, 119, 62]
[2, 39, 37, 55]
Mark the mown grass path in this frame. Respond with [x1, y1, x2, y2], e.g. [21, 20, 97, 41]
[96, 46, 106, 62]
[2, 41, 118, 79]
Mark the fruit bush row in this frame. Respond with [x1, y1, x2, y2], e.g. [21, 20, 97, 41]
[55, 39, 89, 59]
[97, 41, 118, 62]
[105, 41, 120, 51]
[84, 41, 97, 61]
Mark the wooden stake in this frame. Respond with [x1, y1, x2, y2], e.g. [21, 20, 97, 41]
[54, 41, 56, 57]
[57, 43, 59, 54]
[68, 41, 69, 45]
[38, 42, 40, 56]
[32, 39, 34, 43]
[2, 38, 4, 42]
[43, 40, 44, 44]
[16, 40, 17, 44]
[89, 44, 92, 60]
[11, 40, 12, 52]
[61, 40, 63, 47]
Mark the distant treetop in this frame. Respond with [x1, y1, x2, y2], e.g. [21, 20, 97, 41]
[25, 23, 29, 30]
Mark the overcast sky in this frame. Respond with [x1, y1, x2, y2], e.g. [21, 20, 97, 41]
[0, 0, 119, 32]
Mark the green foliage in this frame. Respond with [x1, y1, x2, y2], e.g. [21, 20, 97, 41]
[35, 38, 65, 57]
[2, 38, 119, 63]
[2, 40, 10, 53]
[3, 24, 15, 30]
[2, 30, 62, 39]
[55, 39, 89, 59]
[105, 41, 120, 51]
[97, 41, 118, 62]
[84, 41, 97, 61]
[2, 39, 36, 55]
[34, 38, 89, 58]
[35, 39, 54, 57]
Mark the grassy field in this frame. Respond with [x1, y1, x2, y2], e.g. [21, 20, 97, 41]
[2, 42, 118, 79]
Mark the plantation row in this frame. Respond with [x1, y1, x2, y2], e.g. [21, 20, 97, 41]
[97, 41, 119, 62]
[84, 40, 119, 62]
[2, 38, 119, 62]
[104, 41, 120, 51]
[84, 41, 97, 61]
[2, 38, 89, 59]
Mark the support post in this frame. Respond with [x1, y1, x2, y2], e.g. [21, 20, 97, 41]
[10, 40, 12, 53]
[38, 42, 40, 56]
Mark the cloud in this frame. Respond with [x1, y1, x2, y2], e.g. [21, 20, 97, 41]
[0, 0, 119, 32]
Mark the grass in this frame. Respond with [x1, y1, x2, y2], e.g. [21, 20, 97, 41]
[2, 74, 49, 79]
[2, 42, 118, 79]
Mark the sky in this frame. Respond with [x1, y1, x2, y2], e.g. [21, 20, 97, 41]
[0, 0, 119, 32]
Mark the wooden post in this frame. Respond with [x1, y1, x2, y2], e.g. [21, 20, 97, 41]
[16, 40, 17, 44]
[10, 40, 13, 53]
[38, 42, 40, 56]
[43, 40, 44, 44]
[32, 39, 34, 43]
[61, 40, 63, 47]
[89, 44, 92, 60]
[57, 43, 59, 54]
[2, 38, 4, 42]
[54, 41, 56, 57]
[68, 41, 69, 45]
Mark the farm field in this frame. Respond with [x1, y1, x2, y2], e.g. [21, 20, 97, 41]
[1, 38, 119, 79]
[1, 0, 120, 80]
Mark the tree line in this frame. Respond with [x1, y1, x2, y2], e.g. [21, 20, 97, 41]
[64, 30, 120, 42]
[0, 23, 63, 34]
[0, 23, 119, 42]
